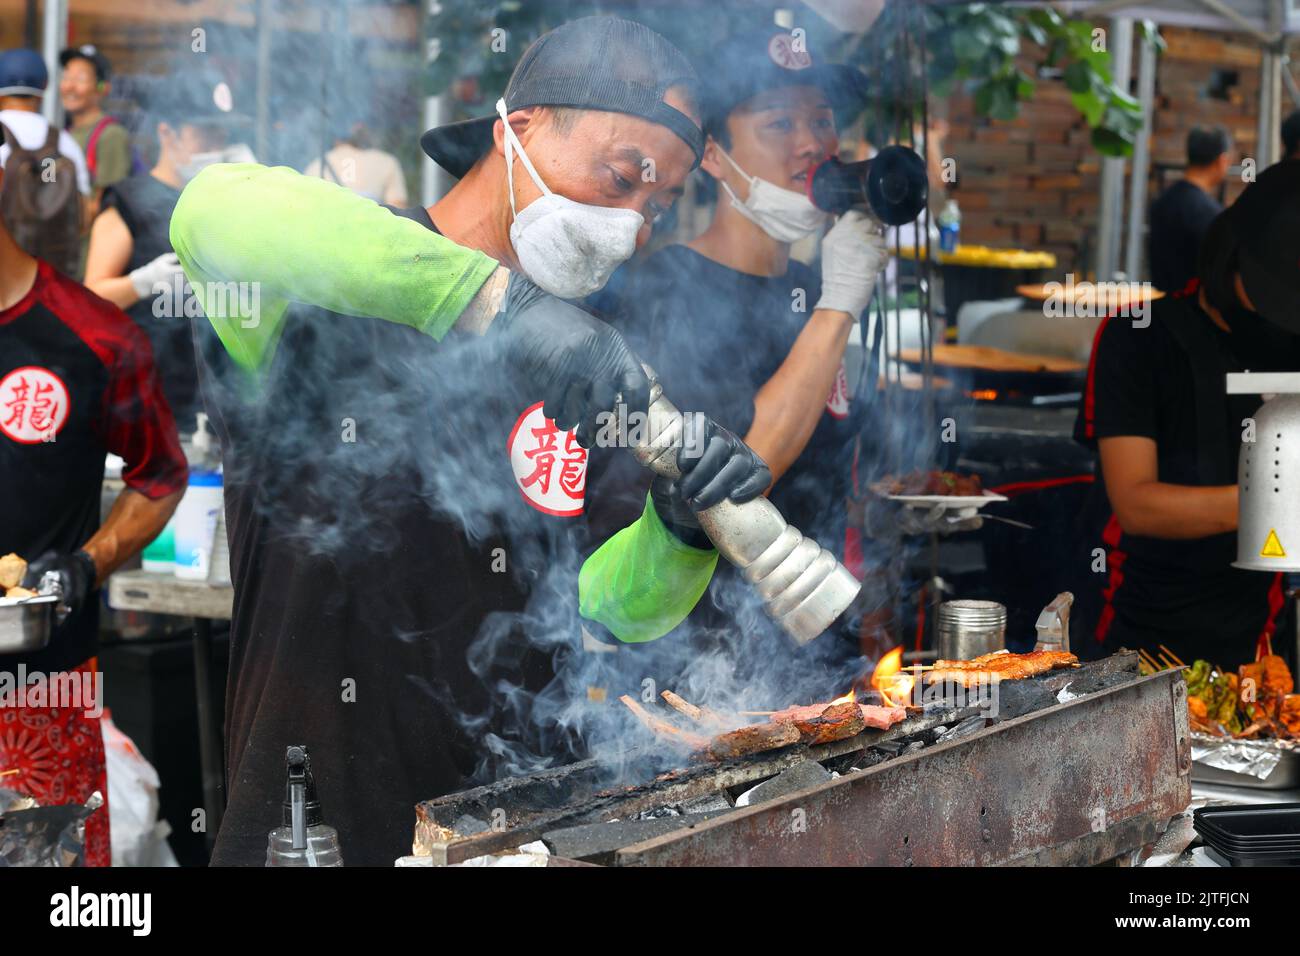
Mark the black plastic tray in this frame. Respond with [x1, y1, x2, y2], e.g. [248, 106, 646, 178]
[1194, 804, 1300, 865]
[1202, 843, 1300, 867]
[1198, 831, 1300, 852]
[1193, 803, 1300, 839]
[1194, 818, 1300, 849]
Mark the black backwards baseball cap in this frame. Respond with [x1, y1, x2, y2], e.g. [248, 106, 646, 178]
[420, 16, 704, 179]
[59, 44, 112, 83]
[140, 72, 248, 128]
[699, 29, 868, 137]
[1225, 161, 1300, 334]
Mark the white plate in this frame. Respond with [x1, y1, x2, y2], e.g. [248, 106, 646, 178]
[884, 491, 1008, 510]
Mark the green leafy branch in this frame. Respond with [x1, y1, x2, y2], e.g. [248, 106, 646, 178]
[861, 2, 1162, 157]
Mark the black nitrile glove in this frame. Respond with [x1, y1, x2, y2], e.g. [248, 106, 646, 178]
[494, 272, 650, 448]
[652, 415, 771, 546]
[22, 549, 97, 621]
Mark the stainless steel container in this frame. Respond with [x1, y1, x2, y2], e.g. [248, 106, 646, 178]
[1236, 391, 1300, 570]
[936, 599, 1006, 661]
[0, 594, 58, 654]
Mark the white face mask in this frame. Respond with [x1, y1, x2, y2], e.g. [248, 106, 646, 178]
[498, 99, 644, 299]
[717, 146, 828, 243]
[177, 142, 256, 185]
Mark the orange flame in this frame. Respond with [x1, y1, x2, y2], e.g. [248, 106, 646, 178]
[830, 689, 856, 706]
[871, 645, 915, 707]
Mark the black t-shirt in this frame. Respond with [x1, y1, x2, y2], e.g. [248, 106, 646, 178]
[593, 244, 861, 544]
[1148, 180, 1221, 294]
[196, 207, 583, 866]
[1074, 288, 1300, 664]
[0, 260, 186, 673]
[102, 175, 197, 428]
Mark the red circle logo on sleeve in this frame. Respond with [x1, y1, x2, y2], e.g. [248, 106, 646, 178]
[0, 366, 70, 444]
[507, 401, 587, 517]
[825, 361, 851, 419]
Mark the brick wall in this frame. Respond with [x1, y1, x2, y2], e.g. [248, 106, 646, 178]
[941, 25, 1262, 278]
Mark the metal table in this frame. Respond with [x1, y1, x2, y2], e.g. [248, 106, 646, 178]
[107, 569, 232, 853]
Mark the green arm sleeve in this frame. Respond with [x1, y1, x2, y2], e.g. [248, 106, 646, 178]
[169, 162, 501, 372]
[579, 493, 719, 643]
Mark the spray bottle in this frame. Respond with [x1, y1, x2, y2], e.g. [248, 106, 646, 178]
[265, 745, 343, 866]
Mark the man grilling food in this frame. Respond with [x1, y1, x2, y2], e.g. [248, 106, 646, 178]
[170, 17, 773, 865]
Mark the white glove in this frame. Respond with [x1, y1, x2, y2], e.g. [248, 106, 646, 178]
[815, 210, 890, 320]
[129, 252, 185, 301]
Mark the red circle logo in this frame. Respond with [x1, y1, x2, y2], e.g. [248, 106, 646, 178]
[768, 33, 812, 71]
[825, 361, 851, 420]
[507, 401, 587, 517]
[0, 366, 70, 444]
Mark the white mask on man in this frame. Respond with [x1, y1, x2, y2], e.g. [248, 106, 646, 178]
[177, 142, 257, 185]
[498, 99, 644, 299]
[716, 146, 828, 243]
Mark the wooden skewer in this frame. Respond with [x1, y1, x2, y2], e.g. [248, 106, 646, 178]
[1158, 645, 1186, 668]
[1156, 652, 1180, 670]
[0, 767, 19, 777]
[660, 690, 729, 731]
[1137, 649, 1161, 670]
[739, 710, 776, 717]
[619, 695, 709, 750]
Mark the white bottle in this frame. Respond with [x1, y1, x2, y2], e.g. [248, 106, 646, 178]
[174, 414, 223, 580]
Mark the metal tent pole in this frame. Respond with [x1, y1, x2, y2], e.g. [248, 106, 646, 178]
[1095, 17, 1134, 279]
[40, 0, 67, 127]
[1254, 0, 1285, 168]
[420, 3, 453, 205]
[1124, 32, 1157, 279]
[255, 0, 272, 162]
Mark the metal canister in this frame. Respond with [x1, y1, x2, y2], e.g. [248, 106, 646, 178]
[937, 600, 1006, 661]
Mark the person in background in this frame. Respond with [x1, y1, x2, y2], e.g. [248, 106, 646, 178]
[303, 118, 408, 205]
[59, 45, 133, 217]
[0, 155, 187, 867]
[1148, 125, 1231, 294]
[1282, 109, 1300, 162]
[586, 29, 884, 659]
[0, 48, 91, 276]
[1076, 162, 1300, 667]
[84, 75, 235, 430]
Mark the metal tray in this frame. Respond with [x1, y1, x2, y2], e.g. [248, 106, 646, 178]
[1191, 733, 1300, 790]
[0, 594, 57, 655]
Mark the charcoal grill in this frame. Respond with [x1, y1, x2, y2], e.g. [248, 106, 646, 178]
[414, 652, 1189, 866]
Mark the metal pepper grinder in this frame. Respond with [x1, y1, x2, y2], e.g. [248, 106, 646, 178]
[627, 373, 861, 646]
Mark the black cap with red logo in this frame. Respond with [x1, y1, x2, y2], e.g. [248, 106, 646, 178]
[698, 28, 868, 137]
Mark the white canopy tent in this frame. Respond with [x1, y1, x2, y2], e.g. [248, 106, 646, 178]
[1034, 0, 1300, 278]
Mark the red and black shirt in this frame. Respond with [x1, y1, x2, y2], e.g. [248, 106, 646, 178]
[0, 260, 187, 672]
